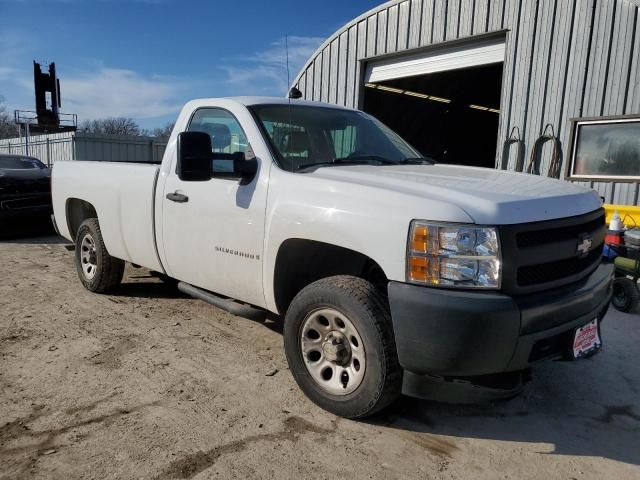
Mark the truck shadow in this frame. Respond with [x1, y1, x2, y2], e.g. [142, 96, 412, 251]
[370, 358, 640, 466]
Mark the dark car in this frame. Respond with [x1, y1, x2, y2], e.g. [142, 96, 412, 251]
[0, 154, 53, 228]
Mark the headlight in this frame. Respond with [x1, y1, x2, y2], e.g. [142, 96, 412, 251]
[407, 221, 501, 289]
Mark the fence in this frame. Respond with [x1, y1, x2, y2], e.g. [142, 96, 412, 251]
[0, 132, 167, 165]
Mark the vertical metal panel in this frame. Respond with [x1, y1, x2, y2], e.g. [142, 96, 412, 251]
[346, 25, 359, 109]
[474, 0, 491, 34]
[582, 0, 616, 117]
[409, 0, 424, 48]
[488, 0, 506, 31]
[625, 8, 640, 114]
[557, 0, 595, 165]
[419, 0, 436, 45]
[432, 0, 447, 42]
[459, 0, 475, 37]
[613, 182, 639, 206]
[592, 182, 615, 203]
[367, 14, 378, 56]
[337, 31, 349, 106]
[523, 0, 556, 174]
[446, 0, 462, 40]
[603, 1, 637, 115]
[387, 3, 400, 51]
[356, 20, 368, 108]
[304, 66, 314, 100]
[329, 39, 340, 104]
[321, 47, 331, 103]
[377, 9, 389, 54]
[495, 0, 523, 170]
[397, 0, 412, 50]
[507, 0, 539, 146]
[313, 54, 323, 101]
[541, 0, 574, 137]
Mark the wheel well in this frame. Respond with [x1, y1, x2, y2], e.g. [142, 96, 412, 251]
[273, 239, 388, 315]
[66, 198, 97, 240]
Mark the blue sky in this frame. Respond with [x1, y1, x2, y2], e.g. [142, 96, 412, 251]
[0, 0, 379, 128]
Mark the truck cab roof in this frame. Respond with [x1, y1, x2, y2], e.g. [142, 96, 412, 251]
[187, 96, 353, 110]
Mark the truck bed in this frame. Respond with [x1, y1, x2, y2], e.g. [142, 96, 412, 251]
[52, 160, 164, 272]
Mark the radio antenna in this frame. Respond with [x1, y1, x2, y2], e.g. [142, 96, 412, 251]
[285, 35, 291, 92]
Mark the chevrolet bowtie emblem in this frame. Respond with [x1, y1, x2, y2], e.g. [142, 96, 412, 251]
[576, 235, 592, 258]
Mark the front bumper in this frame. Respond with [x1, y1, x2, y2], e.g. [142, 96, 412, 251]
[388, 263, 613, 378]
[0, 193, 52, 221]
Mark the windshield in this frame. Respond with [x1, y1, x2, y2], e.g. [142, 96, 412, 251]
[0, 156, 47, 170]
[250, 104, 430, 172]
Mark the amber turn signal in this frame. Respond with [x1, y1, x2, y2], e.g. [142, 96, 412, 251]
[408, 256, 439, 284]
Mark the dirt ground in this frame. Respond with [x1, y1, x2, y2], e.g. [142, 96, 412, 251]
[1, 234, 639, 480]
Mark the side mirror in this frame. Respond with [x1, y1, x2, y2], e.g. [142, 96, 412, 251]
[177, 131, 213, 181]
[177, 131, 258, 183]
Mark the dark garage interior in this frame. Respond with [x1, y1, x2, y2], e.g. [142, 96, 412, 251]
[362, 62, 503, 168]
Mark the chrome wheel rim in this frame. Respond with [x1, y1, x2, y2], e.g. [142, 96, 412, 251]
[80, 233, 98, 280]
[300, 308, 365, 395]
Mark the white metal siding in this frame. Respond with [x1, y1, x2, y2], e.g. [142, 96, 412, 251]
[293, 0, 640, 206]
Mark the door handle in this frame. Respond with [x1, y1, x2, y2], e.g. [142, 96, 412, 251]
[166, 192, 189, 203]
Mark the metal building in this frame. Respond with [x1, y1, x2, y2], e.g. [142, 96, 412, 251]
[293, 0, 640, 206]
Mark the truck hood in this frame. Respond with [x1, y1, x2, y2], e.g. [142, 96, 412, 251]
[308, 164, 602, 225]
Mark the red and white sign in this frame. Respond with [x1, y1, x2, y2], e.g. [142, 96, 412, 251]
[572, 319, 601, 359]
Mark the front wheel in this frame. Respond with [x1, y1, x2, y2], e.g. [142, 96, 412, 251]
[284, 276, 402, 418]
[75, 218, 124, 293]
[612, 277, 640, 312]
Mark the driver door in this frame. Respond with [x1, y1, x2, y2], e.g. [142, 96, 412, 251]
[159, 107, 267, 307]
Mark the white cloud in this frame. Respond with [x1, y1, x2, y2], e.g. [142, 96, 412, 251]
[61, 67, 186, 120]
[0, 67, 17, 80]
[221, 36, 324, 96]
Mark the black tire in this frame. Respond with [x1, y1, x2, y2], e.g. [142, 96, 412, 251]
[284, 275, 402, 418]
[75, 218, 124, 293]
[612, 277, 640, 313]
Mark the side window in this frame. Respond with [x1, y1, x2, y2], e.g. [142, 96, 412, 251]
[188, 108, 249, 173]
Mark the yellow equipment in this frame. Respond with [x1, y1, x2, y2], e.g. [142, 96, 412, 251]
[604, 204, 640, 228]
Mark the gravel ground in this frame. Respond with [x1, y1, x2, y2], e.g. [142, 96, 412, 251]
[1, 234, 639, 480]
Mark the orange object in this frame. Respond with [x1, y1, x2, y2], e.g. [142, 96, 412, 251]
[605, 230, 625, 246]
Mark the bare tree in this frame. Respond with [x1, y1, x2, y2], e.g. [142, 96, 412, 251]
[79, 117, 141, 136]
[0, 96, 18, 140]
[141, 122, 174, 139]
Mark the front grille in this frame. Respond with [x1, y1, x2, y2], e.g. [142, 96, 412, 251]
[516, 214, 605, 248]
[517, 247, 603, 286]
[499, 208, 606, 295]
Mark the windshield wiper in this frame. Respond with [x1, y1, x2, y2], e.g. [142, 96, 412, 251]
[296, 157, 392, 172]
[296, 155, 435, 172]
[335, 155, 398, 165]
[398, 157, 436, 165]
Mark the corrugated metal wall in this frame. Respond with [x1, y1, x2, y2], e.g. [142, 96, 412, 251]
[0, 132, 167, 164]
[0, 132, 75, 166]
[294, 0, 640, 205]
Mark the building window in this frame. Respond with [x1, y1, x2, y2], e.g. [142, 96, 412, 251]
[569, 116, 640, 180]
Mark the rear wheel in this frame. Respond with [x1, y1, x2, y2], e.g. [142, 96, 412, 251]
[75, 218, 124, 293]
[284, 275, 402, 418]
[612, 277, 640, 313]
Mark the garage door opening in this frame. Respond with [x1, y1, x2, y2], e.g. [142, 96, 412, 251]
[361, 36, 505, 168]
[362, 62, 503, 168]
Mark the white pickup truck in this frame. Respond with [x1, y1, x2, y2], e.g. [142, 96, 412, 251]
[52, 97, 612, 418]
